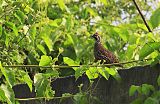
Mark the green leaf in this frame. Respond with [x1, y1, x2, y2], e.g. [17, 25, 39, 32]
[0, 87, 6, 102]
[45, 84, 55, 98]
[114, 27, 129, 42]
[86, 67, 99, 80]
[30, 25, 36, 40]
[63, 57, 77, 65]
[5, 22, 18, 36]
[150, 8, 160, 29]
[0, 84, 15, 104]
[100, 0, 108, 6]
[23, 74, 33, 92]
[44, 69, 59, 78]
[57, 0, 66, 11]
[66, 16, 74, 31]
[129, 85, 139, 96]
[157, 75, 160, 86]
[126, 45, 137, 59]
[4, 31, 9, 48]
[49, 19, 59, 27]
[34, 73, 49, 97]
[63, 57, 78, 70]
[39, 55, 52, 66]
[73, 92, 88, 104]
[131, 98, 143, 104]
[105, 67, 117, 76]
[144, 97, 159, 104]
[0, 24, 2, 37]
[18, 70, 33, 92]
[37, 44, 47, 55]
[98, 67, 109, 80]
[141, 84, 155, 95]
[75, 66, 88, 80]
[66, 33, 74, 45]
[42, 36, 53, 51]
[60, 93, 72, 103]
[86, 7, 97, 16]
[0, 62, 15, 87]
[139, 42, 160, 59]
[14, 10, 25, 24]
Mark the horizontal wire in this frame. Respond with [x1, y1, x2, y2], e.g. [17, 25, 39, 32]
[15, 93, 88, 101]
[15, 95, 73, 101]
[2, 58, 152, 69]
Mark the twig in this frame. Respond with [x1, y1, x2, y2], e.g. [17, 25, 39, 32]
[132, 0, 152, 32]
[2, 58, 152, 69]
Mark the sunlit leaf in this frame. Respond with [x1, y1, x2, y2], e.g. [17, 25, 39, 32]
[105, 67, 117, 76]
[63, 57, 77, 65]
[129, 85, 139, 96]
[98, 67, 109, 80]
[18, 70, 33, 92]
[49, 19, 59, 27]
[63, 57, 78, 70]
[75, 66, 88, 80]
[66, 33, 74, 45]
[86, 67, 99, 80]
[39, 55, 52, 66]
[23, 74, 33, 92]
[57, 0, 66, 11]
[150, 8, 160, 29]
[42, 36, 53, 51]
[126, 45, 137, 59]
[0, 62, 15, 88]
[37, 44, 47, 55]
[139, 42, 160, 59]
[0, 87, 6, 102]
[29, 25, 36, 40]
[86, 7, 97, 16]
[114, 27, 129, 42]
[34, 73, 50, 97]
[0, 84, 15, 104]
[100, 0, 108, 6]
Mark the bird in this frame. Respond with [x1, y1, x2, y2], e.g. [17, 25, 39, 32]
[91, 32, 122, 67]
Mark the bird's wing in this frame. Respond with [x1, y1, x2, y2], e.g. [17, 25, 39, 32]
[99, 44, 119, 63]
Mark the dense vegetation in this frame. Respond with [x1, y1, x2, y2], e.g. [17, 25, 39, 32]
[0, 0, 160, 103]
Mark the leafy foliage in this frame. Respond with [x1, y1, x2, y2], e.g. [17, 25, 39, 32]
[0, 0, 159, 103]
[130, 76, 160, 104]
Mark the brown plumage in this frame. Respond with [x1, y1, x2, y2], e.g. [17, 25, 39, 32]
[91, 32, 122, 66]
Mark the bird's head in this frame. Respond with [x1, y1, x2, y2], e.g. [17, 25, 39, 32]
[91, 32, 101, 42]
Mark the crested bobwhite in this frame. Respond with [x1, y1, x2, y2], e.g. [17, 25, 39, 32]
[91, 32, 121, 66]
